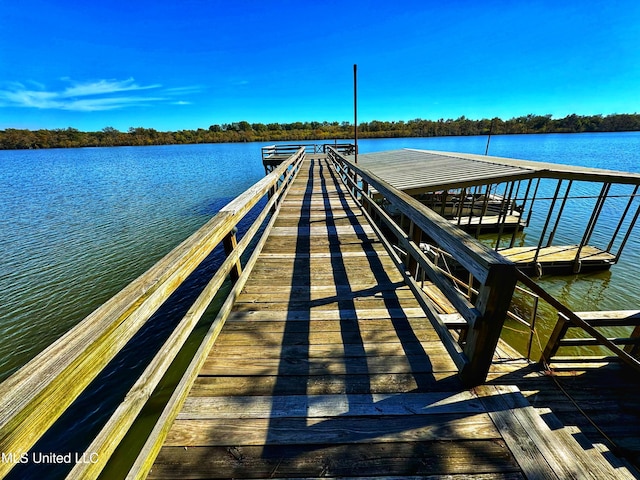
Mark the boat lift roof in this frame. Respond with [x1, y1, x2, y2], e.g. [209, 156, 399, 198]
[352, 149, 640, 195]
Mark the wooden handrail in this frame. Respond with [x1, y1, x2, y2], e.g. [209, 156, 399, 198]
[327, 147, 518, 386]
[516, 270, 640, 372]
[0, 147, 305, 479]
[262, 143, 355, 163]
[124, 148, 304, 479]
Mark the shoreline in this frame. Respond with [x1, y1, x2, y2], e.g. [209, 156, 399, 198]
[2, 113, 640, 150]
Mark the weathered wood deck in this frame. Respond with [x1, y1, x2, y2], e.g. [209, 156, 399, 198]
[490, 343, 640, 479]
[498, 245, 616, 274]
[148, 156, 632, 479]
[452, 214, 523, 232]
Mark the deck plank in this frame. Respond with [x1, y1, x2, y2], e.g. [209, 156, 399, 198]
[150, 443, 522, 479]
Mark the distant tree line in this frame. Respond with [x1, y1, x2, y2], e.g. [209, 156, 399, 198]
[1, 113, 640, 150]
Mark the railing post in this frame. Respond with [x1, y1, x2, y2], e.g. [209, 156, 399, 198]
[223, 227, 242, 282]
[624, 324, 640, 357]
[526, 294, 540, 361]
[407, 221, 422, 278]
[352, 170, 358, 196]
[459, 263, 518, 386]
[362, 180, 370, 213]
[541, 313, 571, 365]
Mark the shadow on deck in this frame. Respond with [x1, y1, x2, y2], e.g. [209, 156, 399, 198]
[489, 351, 640, 477]
[149, 157, 636, 479]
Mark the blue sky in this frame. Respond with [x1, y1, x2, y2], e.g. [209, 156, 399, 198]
[1, 0, 639, 131]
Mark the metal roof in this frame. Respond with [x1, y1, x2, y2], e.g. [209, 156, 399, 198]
[349, 149, 640, 195]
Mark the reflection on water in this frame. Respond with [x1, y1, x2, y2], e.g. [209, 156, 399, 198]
[502, 270, 617, 358]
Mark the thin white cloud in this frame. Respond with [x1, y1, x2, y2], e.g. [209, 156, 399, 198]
[164, 85, 203, 95]
[64, 96, 167, 111]
[0, 78, 199, 112]
[61, 78, 162, 98]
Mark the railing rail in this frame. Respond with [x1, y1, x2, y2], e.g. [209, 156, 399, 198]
[262, 143, 354, 163]
[514, 270, 640, 372]
[0, 147, 305, 479]
[326, 147, 518, 386]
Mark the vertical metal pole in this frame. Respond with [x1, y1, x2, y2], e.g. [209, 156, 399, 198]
[615, 198, 640, 263]
[485, 118, 494, 156]
[546, 180, 573, 247]
[467, 185, 479, 227]
[474, 184, 492, 239]
[608, 185, 639, 251]
[354, 63, 358, 164]
[533, 179, 563, 264]
[581, 183, 611, 246]
[456, 187, 467, 226]
[509, 179, 530, 249]
[526, 178, 541, 227]
[510, 180, 521, 215]
[573, 182, 610, 272]
[494, 182, 513, 251]
[518, 179, 533, 227]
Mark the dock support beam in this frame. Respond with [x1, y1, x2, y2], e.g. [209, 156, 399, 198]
[407, 221, 422, 277]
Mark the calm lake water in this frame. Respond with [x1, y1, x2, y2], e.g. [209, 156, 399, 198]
[1, 132, 639, 478]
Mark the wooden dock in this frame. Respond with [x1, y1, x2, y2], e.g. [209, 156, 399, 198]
[148, 156, 633, 479]
[1, 145, 638, 479]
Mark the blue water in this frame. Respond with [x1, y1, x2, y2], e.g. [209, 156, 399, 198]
[1, 132, 639, 478]
[0, 143, 264, 379]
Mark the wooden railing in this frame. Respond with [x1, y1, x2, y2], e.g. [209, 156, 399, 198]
[0, 147, 305, 479]
[544, 311, 640, 352]
[327, 147, 518, 386]
[262, 143, 354, 166]
[424, 244, 542, 361]
[520, 266, 640, 371]
[262, 143, 316, 160]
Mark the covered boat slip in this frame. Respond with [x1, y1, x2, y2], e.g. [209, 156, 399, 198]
[354, 149, 640, 275]
[150, 155, 634, 479]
